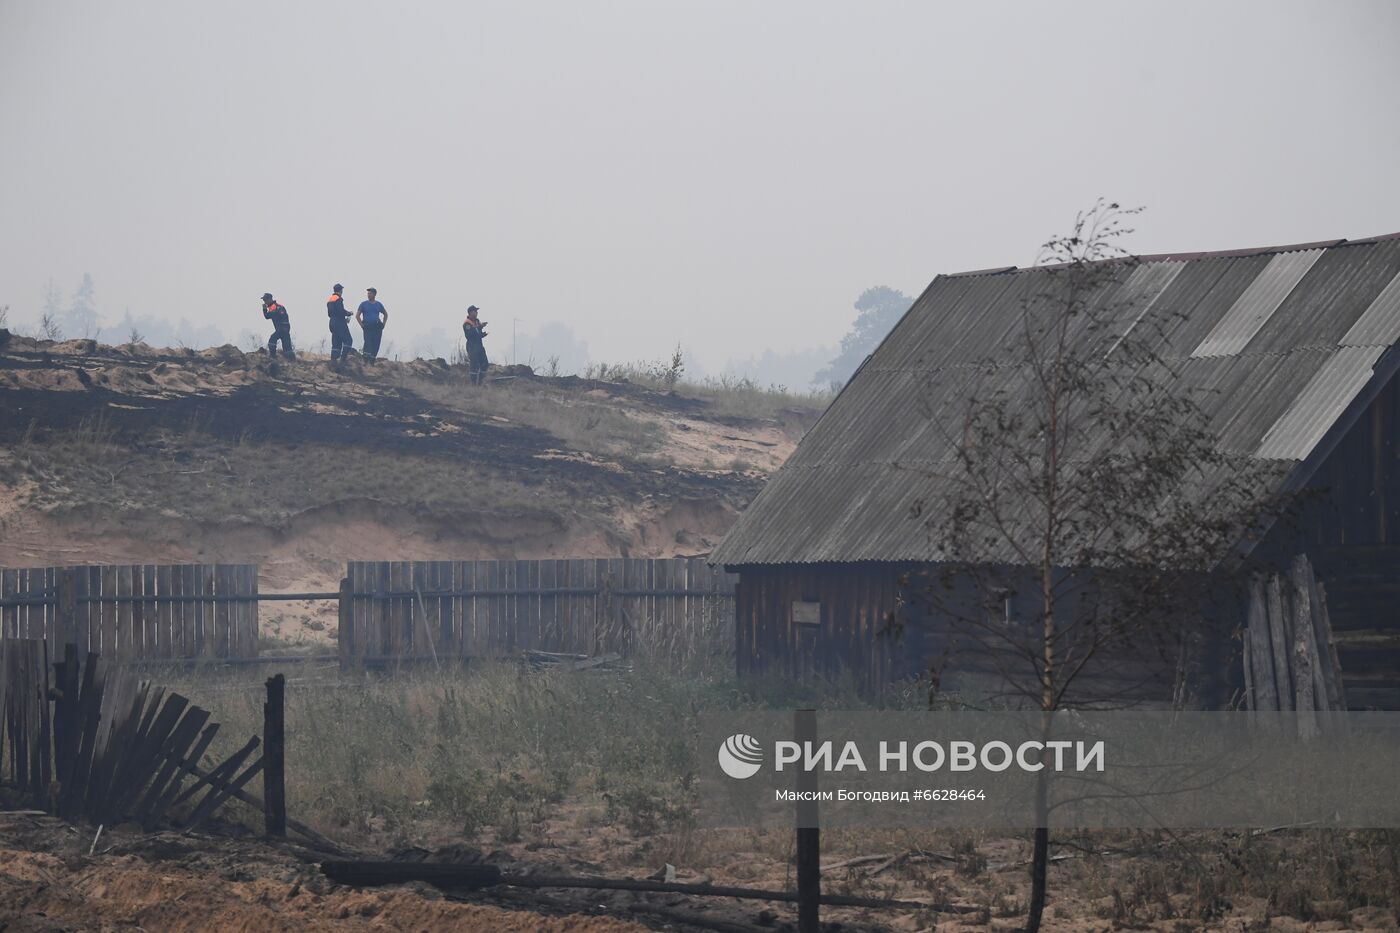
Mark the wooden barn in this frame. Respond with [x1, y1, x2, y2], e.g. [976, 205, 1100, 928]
[712, 234, 1400, 709]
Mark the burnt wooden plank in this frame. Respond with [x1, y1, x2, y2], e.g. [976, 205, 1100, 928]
[109, 689, 187, 818]
[53, 642, 82, 791]
[186, 755, 265, 833]
[148, 721, 220, 821]
[60, 652, 105, 817]
[175, 735, 259, 815]
[85, 673, 145, 821]
[135, 705, 211, 827]
[263, 673, 285, 836]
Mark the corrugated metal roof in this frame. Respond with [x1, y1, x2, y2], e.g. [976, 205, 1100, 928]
[713, 236, 1400, 567]
[1254, 346, 1385, 460]
[1103, 261, 1185, 357]
[1341, 269, 1400, 347]
[1190, 250, 1325, 358]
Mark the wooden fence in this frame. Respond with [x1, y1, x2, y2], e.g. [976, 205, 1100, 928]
[340, 557, 737, 667]
[0, 565, 259, 662]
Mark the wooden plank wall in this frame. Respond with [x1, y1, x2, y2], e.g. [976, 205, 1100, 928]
[733, 562, 1212, 705]
[0, 564, 259, 661]
[341, 557, 736, 665]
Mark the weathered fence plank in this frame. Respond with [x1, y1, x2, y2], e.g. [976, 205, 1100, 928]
[339, 558, 736, 665]
[1, 564, 259, 662]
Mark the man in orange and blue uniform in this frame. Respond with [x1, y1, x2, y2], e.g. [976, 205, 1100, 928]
[261, 292, 295, 359]
[327, 283, 355, 363]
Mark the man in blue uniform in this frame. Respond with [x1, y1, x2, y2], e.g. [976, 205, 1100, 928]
[261, 292, 295, 359]
[327, 283, 355, 363]
[356, 287, 388, 362]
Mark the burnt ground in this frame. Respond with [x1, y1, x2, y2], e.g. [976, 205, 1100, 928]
[0, 355, 765, 504]
[0, 810, 890, 933]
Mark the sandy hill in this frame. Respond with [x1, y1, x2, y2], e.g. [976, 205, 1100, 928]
[0, 333, 820, 643]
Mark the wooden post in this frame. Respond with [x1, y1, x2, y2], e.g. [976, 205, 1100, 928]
[1265, 575, 1294, 711]
[1246, 576, 1277, 712]
[794, 708, 819, 933]
[1314, 581, 1348, 715]
[263, 673, 286, 836]
[338, 577, 352, 672]
[1289, 556, 1318, 740]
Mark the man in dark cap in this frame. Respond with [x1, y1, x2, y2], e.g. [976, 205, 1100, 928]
[326, 283, 355, 364]
[260, 292, 295, 360]
[462, 305, 489, 385]
[356, 287, 388, 362]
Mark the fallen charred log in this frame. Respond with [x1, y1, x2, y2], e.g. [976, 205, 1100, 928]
[319, 860, 976, 912]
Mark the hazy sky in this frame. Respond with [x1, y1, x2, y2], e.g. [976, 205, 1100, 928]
[2, 1, 1398, 374]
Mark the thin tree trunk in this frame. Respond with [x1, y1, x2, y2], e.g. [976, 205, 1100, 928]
[1028, 824, 1049, 932]
[1027, 554, 1056, 933]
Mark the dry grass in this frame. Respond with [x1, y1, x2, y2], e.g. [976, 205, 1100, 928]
[7, 424, 573, 524]
[395, 372, 667, 461]
[581, 362, 834, 422]
[148, 654, 1400, 927]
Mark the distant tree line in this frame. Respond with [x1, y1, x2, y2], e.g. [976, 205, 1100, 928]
[24, 273, 224, 348]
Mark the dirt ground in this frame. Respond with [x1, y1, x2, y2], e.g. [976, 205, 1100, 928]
[0, 815, 654, 931]
[5, 808, 1396, 933]
[0, 811, 893, 933]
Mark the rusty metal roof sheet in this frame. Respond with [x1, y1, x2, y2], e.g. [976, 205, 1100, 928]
[713, 236, 1400, 567]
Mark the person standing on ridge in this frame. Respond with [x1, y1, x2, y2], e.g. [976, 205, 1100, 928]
[327, 283, 355, 363]
[462, 305, 489, 385]
[261, 292, 295, 359]
[356, 287, 388, 362]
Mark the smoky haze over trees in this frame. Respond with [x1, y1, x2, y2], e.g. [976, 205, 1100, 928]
[816, 286, 915, 388]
